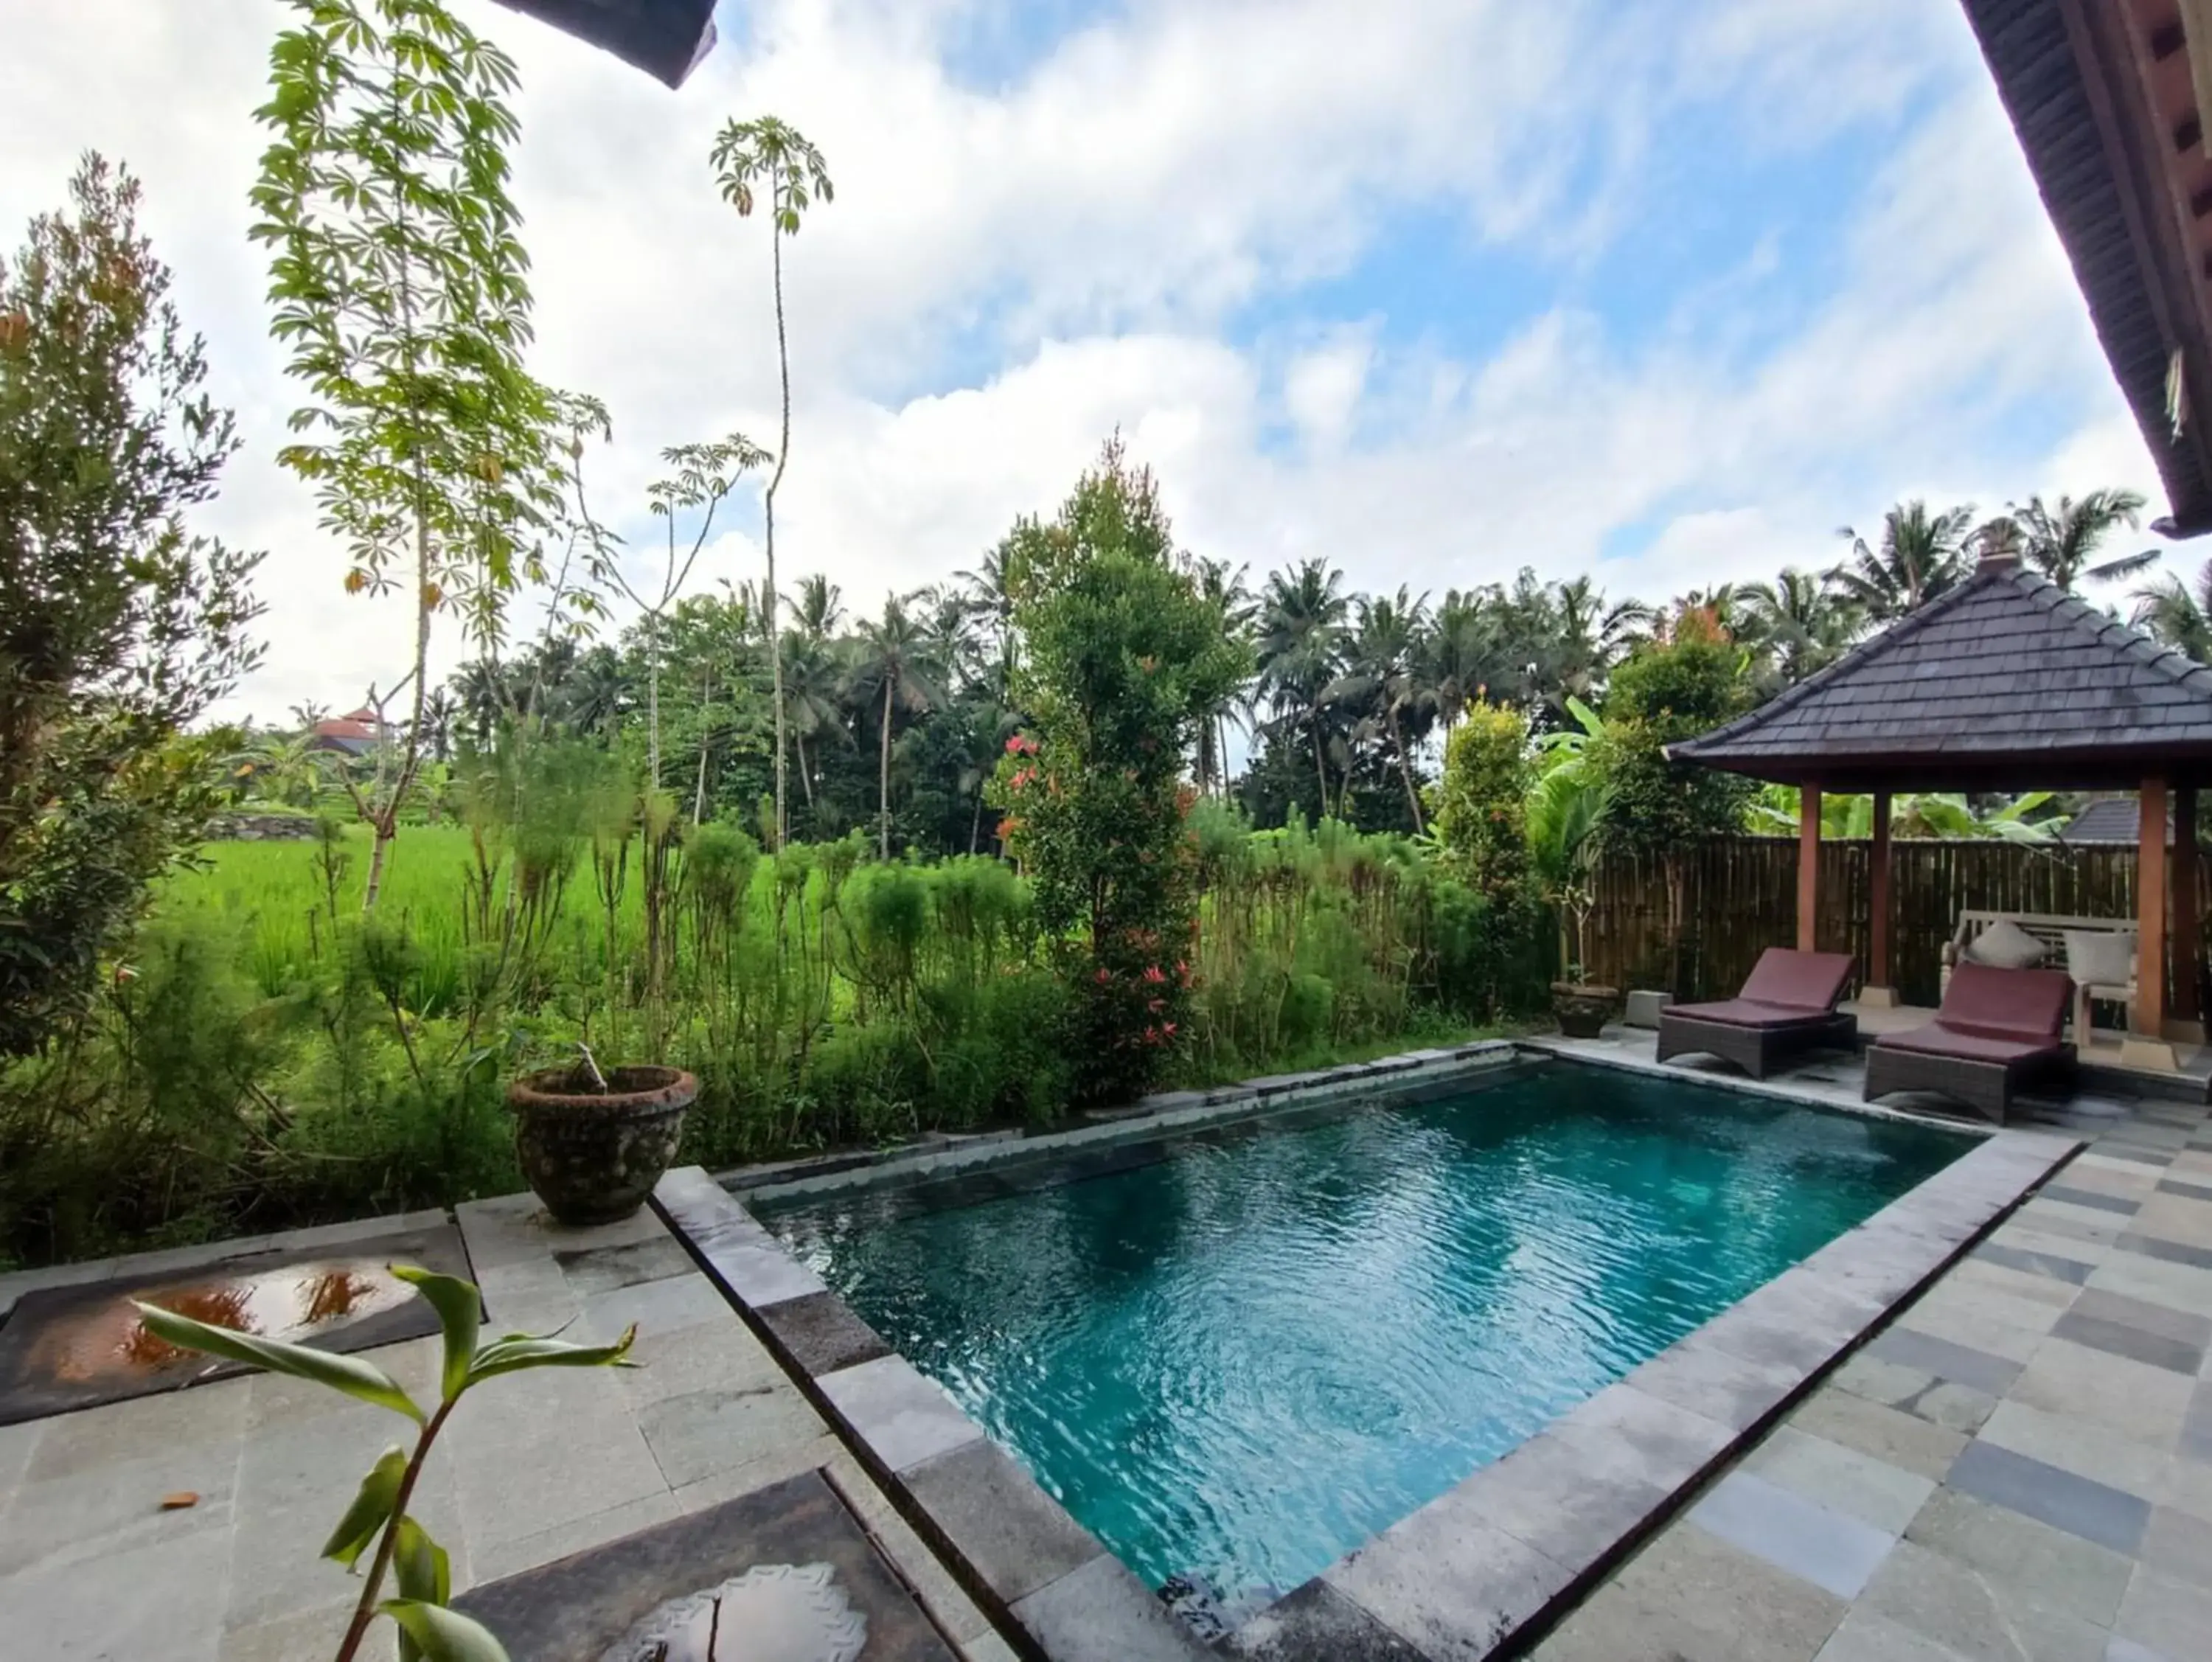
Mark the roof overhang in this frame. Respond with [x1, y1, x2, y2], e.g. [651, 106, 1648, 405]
[1673, 745, 2212, 793]
[1963, 0, 2212, 535]
[491, 0, 718, 88]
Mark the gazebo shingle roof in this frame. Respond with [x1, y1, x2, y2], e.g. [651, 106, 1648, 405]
[1670, 560, 2212, 790]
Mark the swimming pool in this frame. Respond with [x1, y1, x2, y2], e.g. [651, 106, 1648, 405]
[765, 1061, 1972, 1630]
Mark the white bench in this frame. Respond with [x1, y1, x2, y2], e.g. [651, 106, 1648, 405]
[1942, 909, 2136, 1041]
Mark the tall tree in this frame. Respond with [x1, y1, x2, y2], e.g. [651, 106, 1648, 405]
[253, 0, 577, 906]
[1, 157, 264, 1055]
[849, 596, 944, 858]
[1191, 557, 1254, 794]
[1830, 501, 1974, 623]
[2132, 559, 2212, 661]
[1327, 587, 1436, 831]
[1739, 567, 1860, 686]
[710, 116, 835, 849]
[1998, 490, 2157, 590]
[1256, 558, 1349, 812]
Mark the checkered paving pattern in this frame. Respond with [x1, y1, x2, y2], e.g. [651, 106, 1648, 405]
[1531, 1092, 2212, 1662]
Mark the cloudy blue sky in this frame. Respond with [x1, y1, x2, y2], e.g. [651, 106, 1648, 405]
[0, 0, 2183, 720]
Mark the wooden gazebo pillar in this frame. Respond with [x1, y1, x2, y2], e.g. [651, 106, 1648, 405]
[2175, 786, 2202, 1042]
[1863, 789, 1896, 1006]
[1796, 784, 1821, 953]
[2126, 775, 2177, 1071]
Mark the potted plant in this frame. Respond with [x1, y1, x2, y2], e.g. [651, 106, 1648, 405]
[507, 1046, 697, 1225]
[1530, 709, 1616, 1037]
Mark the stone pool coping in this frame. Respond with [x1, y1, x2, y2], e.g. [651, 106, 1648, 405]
[655, 1046, 2085, 1662]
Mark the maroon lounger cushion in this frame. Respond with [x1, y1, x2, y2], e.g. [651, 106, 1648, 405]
[1871, 1026, 2057, 1064]
[1667, 948, 1857, 1026]
[1930, 962, 2073, 1041]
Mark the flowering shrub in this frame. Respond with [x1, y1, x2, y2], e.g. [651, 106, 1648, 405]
[991, 440, 1248, 1105]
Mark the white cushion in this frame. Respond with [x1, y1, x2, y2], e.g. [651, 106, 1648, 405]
[2063, 928, 2136, 990]
[1965, 918, 2046, 970]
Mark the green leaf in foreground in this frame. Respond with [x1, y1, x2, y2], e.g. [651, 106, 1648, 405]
[465, 1323, 636, 1386]
[131, 1301, 425, 1423]
[390, 1263, 481, 1402]
[321, 1446, 408, 1568]
[380, 1599, 509, 1662]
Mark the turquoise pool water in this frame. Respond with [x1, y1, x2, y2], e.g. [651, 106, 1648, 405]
[767, 1063, 1969, 1626]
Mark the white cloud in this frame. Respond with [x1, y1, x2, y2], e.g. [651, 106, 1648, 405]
[0, 0, 2181, 723]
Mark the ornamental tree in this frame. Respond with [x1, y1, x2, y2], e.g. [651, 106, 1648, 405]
[991, 439, 1249, 1105]
[252, 0, 582, 906]
[0, 157, 265, 1057]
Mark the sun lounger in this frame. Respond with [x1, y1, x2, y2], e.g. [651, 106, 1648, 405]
[1863, 962, 2075, 1124]
[1656, 948, 1858, 1079]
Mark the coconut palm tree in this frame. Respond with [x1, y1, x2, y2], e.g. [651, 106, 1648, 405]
[1739, 568, 1861, 686]
[1192, 557, 1256, 794]
[779, 631, 846, 816]
[2132, 559, 2212, 662]
[956, 541, 1018, 699]
[1998, 490, 2158, 590]
[1425, 588, 1507, 734]
[847, 596, 945, 858]
[1831, 501, 1975, 622]
[1326, 588, 1436, 831]
[1256, 558, 1350, 813]
[787, 573, 845, 639]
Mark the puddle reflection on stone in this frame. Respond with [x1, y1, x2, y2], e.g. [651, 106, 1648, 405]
[29, 1260, 412, 1383]
[602, 1563, 867, 1662]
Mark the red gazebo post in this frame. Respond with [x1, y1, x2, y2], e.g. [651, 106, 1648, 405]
[1864, 790, 1896, 1007]
[2174, 785, 2202, 1040]
[2128, 775, 2173, 1069]
[1796, 784, 1822, 953]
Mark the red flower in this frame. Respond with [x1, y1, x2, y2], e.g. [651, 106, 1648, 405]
[1004, 733, 1038, 756]
[1162, 1022, 1177, 1038]
[1147, 998, 1164, 1014]
[1142, 964, 1166, 984]
[1095, 967, 1113, 984]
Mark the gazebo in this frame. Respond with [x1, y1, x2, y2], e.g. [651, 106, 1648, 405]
[1670, 549, 2212, 1074]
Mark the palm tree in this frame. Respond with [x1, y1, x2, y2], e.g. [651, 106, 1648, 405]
[957, 541, 1019, 700]
[2000, 490, 2157, 589]
[2132, 559, 2212, 661]
[1739, 569, 1861, 686]
[787, 573, 845, 639]
[1256, 558, 1350, 813]
[780, 633, 846, 815]
[1326, 588, 1436, 831]
[712, 115, 835, 846]
[1425, 588, 1505, 733]
[288, 699, 330, 734]
[1192, 557, 1256, 794]
[848, 596, 945, 858]
[1831, 501, 1975, 622]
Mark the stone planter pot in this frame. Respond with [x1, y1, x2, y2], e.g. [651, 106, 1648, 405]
[507, 1065, 696, 1226]
[1550, 982, 1619, 1040]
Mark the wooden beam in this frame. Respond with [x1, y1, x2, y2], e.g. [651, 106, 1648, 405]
[1865, 790, 1896, 1005]
[2135, 775, 2171, 1046]
[1797, 785, 1821, 954]
[2176, 785, 2202, 1029]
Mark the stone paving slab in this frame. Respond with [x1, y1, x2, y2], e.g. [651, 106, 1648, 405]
[1526, 1026, 2212, 1662]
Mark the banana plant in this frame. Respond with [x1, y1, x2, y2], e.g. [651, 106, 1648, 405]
[135, 1267, 636, 1662]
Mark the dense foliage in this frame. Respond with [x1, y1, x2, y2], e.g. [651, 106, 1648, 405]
[995, 442, 1250, 1104]
[0, 157, 263, 1057]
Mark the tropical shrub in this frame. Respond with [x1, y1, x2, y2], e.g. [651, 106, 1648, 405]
[995, 440, 1249, 1105]
[1431, 698, 1533, 903]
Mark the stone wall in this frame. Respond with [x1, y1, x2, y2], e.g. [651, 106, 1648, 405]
[206, 812, 319, 841]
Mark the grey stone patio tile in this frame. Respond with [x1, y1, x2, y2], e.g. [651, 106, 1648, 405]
[2163, 1449, 2212, 1524]
[818, 1354, 984, 1473]
[667, 1430, 843, 1516]
[2115, 1565, 2212, 1661]
[2183, 1383, 2212, 1463]
[903, 1438, 1101, 1605]
[1978, 1400, 2172, 1503]
[2051, 1309, 2205, 1375]
[1746, 1426, 1936, 1534]
[449, 1398, 667, 1550]
[1526, 1576, 1825, 1662]
[2115, 1231, 2212, 1270]
[959, 1635, 1021, 1662]
[577, 1264, 732, 1343]
[243, 1337, 439, 1435]
[1858, 1539, 2108, 1662]
[636, 1377, 825, 1489]
[1688, 1470, 1897, 1599]
[616, 1308, 785, 1407]
[2051, 1161, 2160, 1201]
[1992, 1212, 2123, 1255]
[1228, 1578, 1429, 1661]
[757, 1288, 893, 1376]
[2103, 1639, 2177, 1662]
[1015, 1554, 1216, 1662]
[2157, 1176, 2212, 1201]
[2087, 1251, 2212, 1322]
[1451, 1426, 1669, 1572]
[25, 1375, 251, 1481]
[2138, 1502, 2212, 1581]
[1902, 1487, 2133, 1627]
[1946, 1439, 2149, 1554]
[1865, 1328, 2024, 1397]
[219, 1597, 396, 1662]
[472, 1254, 576, 1328]
[2071, 1286, 2212, 1349]
[2133, 1195, 2212, 1245]
[1898, 1289, 2057, 1361]
[1326, 1501, 1572, 1661]
[1624, 1329, 1804, 1433]
[2011, 1337, 2195, 1444]
[3, 1523, 230, 1662]
[464, 1487, 681, 1587]
[1812, 1609, 1978, 1662]
[818, 1450, 994, 1647]
[1789, 1384, 1968, 1482]
[553, 1233, 692, 1296]
[1549, 1380, 1736, 1487]
[2040, 1183, 2142, 1216]
[1950, 1254, 2090, 1304]
[0, 1415, 39, 1493]
[0, 1434, 240, 1579]
[226, 1464, 464, 1630]
[1605, 1521, 1848, 1662]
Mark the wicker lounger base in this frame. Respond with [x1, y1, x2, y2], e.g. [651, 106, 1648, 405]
[1863, 1042, 2076, 1125]
[1655, 1011, 1858, 1080]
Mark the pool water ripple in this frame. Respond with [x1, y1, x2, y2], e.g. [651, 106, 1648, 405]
[769, 1064, 1966, 1622]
